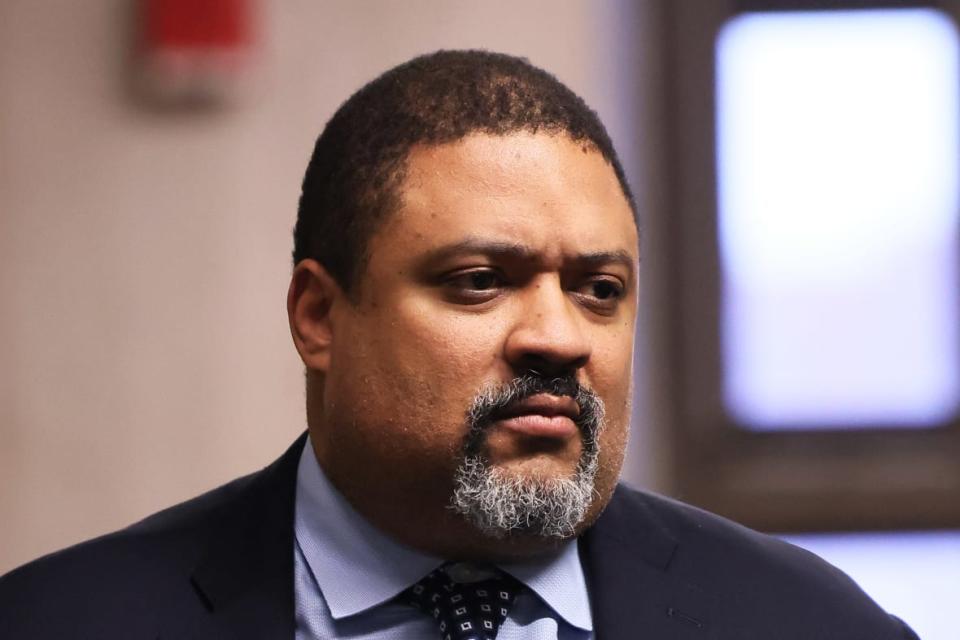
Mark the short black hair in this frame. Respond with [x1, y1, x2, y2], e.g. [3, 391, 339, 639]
[293, 49, 636, 292]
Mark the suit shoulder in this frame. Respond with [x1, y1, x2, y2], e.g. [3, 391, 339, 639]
[2, 468, 259, 582]
[612, 485, 855, 588]
[604, 485, 911, 637]
[0, 470, 259, 636]
[0, 434, 304, 638]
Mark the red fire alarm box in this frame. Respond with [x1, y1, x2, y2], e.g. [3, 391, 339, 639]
[136, 0, 257, 107]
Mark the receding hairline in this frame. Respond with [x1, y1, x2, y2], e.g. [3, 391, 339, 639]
[374, 130, 630, 228]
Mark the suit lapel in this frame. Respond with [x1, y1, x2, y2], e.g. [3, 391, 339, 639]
[186, 434, 306, 640]
[580, 486, 715, 639]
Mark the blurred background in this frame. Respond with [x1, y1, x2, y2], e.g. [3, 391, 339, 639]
[1, 1, 957, 638]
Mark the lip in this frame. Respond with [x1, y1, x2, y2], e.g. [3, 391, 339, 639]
[493, 394, 580, 439]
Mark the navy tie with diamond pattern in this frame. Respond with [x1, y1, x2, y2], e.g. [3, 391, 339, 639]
[401, 564, 522, 640]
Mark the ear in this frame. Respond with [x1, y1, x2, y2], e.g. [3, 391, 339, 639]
[287, 259, 344, 373]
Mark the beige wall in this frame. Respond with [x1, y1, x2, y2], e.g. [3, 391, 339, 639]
[0, 0, 665, 573]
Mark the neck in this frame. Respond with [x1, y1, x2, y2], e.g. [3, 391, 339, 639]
[308, 432, 583, 562]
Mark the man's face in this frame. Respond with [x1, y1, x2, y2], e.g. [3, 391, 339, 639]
[310, 132, 638, 556]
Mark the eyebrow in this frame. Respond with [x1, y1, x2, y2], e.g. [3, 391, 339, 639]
[420, 238, 637, 275]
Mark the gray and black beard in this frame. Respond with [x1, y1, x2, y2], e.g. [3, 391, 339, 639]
[449, 373, 606, 540]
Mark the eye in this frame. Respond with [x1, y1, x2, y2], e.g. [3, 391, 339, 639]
[574, 276, 625, 313]
[443, 268, 505, 303]
[589, 279, 622, 300]
[462, 270, 500, 291]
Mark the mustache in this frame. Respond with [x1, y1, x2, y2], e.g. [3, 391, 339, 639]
[463, 372, 605, 456]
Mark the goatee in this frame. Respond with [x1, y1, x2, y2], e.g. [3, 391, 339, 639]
[449, 373, 605, 539]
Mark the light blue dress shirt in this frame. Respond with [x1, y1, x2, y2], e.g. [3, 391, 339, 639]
[293, 438, 594, 639]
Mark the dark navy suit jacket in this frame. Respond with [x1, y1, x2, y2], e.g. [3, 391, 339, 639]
[0, 434, 920, 639]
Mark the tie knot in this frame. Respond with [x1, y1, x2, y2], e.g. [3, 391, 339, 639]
[402, 563, 522, 640]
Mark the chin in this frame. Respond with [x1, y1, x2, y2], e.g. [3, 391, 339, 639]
[449, 452, 599, 542]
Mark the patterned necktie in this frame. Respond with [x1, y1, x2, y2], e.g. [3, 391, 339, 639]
[401, 563, 523, 640]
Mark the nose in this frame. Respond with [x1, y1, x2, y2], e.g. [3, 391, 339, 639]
[503, 276, 592, 377]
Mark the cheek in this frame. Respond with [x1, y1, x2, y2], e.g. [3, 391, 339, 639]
[588, 327, 635, 406]
[392, 294, 509, 377]
[329, 301, 502, 443]
[587, 328, 635, 466]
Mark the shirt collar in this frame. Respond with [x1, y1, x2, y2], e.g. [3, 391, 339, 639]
[502, 540, 593, 631]
[294, 437, 593, 631]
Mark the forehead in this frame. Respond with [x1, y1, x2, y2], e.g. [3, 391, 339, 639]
[383, 133, 638, 263]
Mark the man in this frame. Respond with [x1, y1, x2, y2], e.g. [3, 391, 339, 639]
[0, 50, 918, 639]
